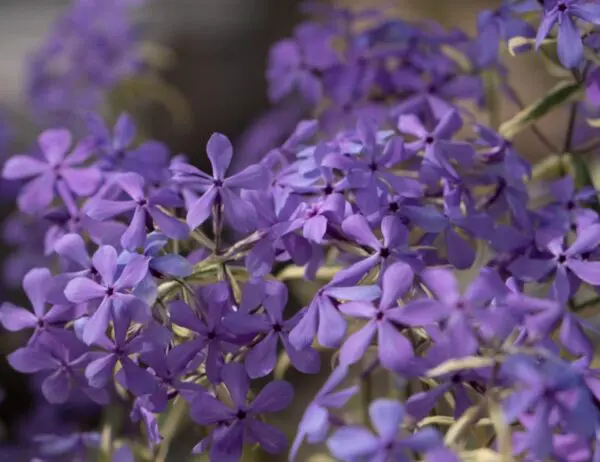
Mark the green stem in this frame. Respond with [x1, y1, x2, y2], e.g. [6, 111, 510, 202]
[155, 398, 188, 462]
[573, 296, 600, 312]
[511, 89, 558, 153]
[360, 359, 378, 427]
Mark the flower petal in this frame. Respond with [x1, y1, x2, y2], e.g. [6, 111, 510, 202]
[2, 155, 48, 180]
[64, 277, 106, 303]
[23, 267, 52, 317]
[251, 380, 294, 413]
[92, 246, 118, 285]
[207, 133, 233, 180]
[557, 15, 583, 69]
[39, 129, 71, 164]
[186, 186, 217, 230]
[380, 262, 413, 310]
[377, 321, 413, 370]
[42, 369, 71, 404]
[86, 199, 137, 221]
[82, 299, 113, 345]
[327, 426, 380, 461]
[147, 207, 189, 240]
[224, 164, 268, 190]
[339, 321, 377, 366]
[0, 303, 37, 331]
[369, 399, 404, 441]
[245, 333, 278, 379]
[567, 259, 600, 286]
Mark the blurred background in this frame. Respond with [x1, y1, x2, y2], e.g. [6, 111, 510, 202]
[0, 0, 569, 460]
[0, 0, 560, 161]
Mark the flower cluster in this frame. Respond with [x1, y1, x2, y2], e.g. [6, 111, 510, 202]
[2, 0, 600, 461]
[26, 0, 147, 125]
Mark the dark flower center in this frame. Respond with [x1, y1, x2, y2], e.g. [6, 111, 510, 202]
[388, 202, 399, 212]
[207, 331, 216, 340]
[369, 162, 378, 172]
[557, 3, 567, 12]
[376, 311, 384, 321]
[557, 254, 567, 264]
[137, 199, 148, 206]
[214, 179, 223, 187]
[566, 200, 575, 210]
[379, 247, 390, 258]
[323, 184, 334, 195]
[106, 287, 115, 296]
[425, 136, 435, 144]
[272, 323, 283, 333]
[455, 299, 466, 310]
[236, 410, 247, 420]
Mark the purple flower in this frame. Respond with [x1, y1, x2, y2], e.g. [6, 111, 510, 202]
[84, 307, 157, 397]
[323, 120, 423, 213]
[501, 354, 599, 458]
[64, 245, 149, 345]
[338, 262, 415, 370]
[333, 214, 419, 284]
[26, 0, 143, 123]
[400, 268, 508, 358]
[43, 199, 126, 255]
[289, 281, 381, 350]
[223, 280, 320, 378]
[86, 112, 136, 169]
[405, 345, 487, 420]
[171, 133, 268, 232]
[2, 129, 101, 214]
[476, 3, 536, 66]
[507, 294, 593, 360]
[327, 399, 443, 461]
[121, 232, 193, 305]
[286, 193, 347, 244]
[190, 363, 293, 461]
[0, 268, 78, 344]
[538, 176, 598, 237]
[267, 21, 338, 105]
[8, 333, 108, 405]
[137, 345, 204, 413]
[402, 203, 481, 270]
[509, 225, 600, 300]
[397, 110, 474, 185]
[87, 111, 171, 184]
[168, 292, 235, 383]
[290, 365, 359, 461]
[535, 0, 600, 68]
[131, 400, 162, 447]
[87, 172, 189, 250]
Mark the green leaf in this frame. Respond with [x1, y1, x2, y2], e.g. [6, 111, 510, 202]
[483, 70, 500, 130]
[499, 81, 582, 140]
